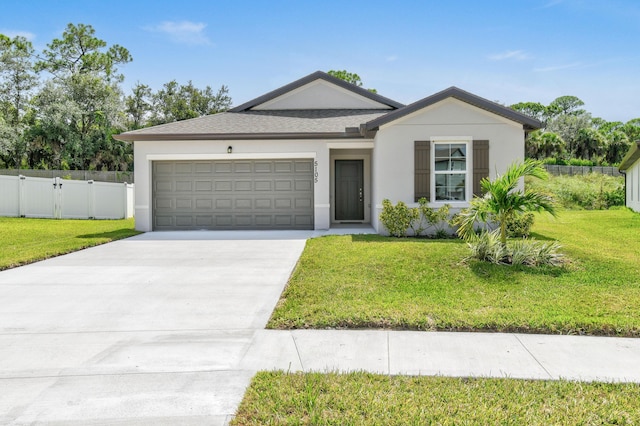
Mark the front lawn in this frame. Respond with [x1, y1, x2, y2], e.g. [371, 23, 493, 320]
[0, 217, 140, 270]
[268, 209, 640, 336]
[232, 372, 640, 425]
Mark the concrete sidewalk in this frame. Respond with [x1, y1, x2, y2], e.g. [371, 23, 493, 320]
[242, 329, 640, 383]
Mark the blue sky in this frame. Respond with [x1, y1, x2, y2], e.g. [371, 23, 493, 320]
[2, 0, 639, 121]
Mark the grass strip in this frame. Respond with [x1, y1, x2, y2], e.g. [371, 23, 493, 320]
[232, 371, 640, 425]
[0, 217, 140, 270]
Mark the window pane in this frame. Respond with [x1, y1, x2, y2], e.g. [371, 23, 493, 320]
[434, 144, 450, 159]
[435, 158, 450, 171]
[451, 158, 466, 171]
[450, 144, 466, 157]
[435, 173, 466, 201]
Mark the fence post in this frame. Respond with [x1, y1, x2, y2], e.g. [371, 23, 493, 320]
[123, 182, 128, 219]
[53, 177, 62, 219]
[88, 180, 95, 219]
[18, 175, 26, 217]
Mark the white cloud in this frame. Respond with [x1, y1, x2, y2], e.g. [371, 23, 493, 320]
[386, 55, 398, 62]
[0, 29, 36, 41]
[534, 62, 582, 72]
[144, 21, 211, 45]
[488, 50, 531, 61]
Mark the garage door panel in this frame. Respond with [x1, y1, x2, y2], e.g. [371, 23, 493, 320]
[176, 199, 192, 209]
[275, 161, 293, 173]
[254, 181, 271, 191]
[153, 160, 313, 230]
[235, 199, 252, 209]
[215, 198, 232, 209]
[235, 180, 252, 191]
[195, 216, 213, 226]
[175, 163, 193, 174]
[254, 162, 272, 173]
[214, 180, 232, 191]
[195, 162, 213, 173]
[215, 215, 233, 226]
[196, 199, 213, 209]
[214, 162, 232, 173]
[195, 180, 212, 191]
[275, 180, 292, 191]
[234, 162, 252, 173]
[175, 181, 192, 192]
[295, 180, 312, 191]
[295, 161, 313, 172]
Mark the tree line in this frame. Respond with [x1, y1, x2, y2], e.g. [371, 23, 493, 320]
[511, 97, 639, 166]
[1, 25, 637, 173]
[0, 23, 231, 172]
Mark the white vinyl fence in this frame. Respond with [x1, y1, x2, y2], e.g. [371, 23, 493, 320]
[0, 175, 134, 219]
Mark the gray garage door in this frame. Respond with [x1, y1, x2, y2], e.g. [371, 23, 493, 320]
[153, 159, 314, 230]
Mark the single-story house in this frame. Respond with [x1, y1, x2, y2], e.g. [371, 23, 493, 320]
[619, 140, 640, 212]
[115, 71, 541, 233]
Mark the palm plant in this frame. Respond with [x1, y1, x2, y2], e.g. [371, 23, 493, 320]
[454, 160, 556, 245]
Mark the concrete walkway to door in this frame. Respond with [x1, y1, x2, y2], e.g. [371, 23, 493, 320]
[1, 229, 640, 425]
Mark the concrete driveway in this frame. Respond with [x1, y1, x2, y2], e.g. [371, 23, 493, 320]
[0, 231, 310, 425]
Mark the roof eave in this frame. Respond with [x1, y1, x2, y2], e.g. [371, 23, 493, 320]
[619, 141, 640, 171]
[113, 131, 370, 142]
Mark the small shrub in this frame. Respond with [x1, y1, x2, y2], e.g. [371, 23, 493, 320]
[508, 239, 563, 266]
[379, 199, 417, 237]
[467, 230, 563, 266]
[505, 213, 535, 238]
[467, 230, 508, 264]
[415, 199, 452, 238]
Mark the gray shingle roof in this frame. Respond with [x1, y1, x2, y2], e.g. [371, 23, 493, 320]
[116, 109, 388, 141]
[114, 72, 542, 142]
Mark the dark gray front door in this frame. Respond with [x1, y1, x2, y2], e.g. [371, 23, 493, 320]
[335, 160, 364, 221]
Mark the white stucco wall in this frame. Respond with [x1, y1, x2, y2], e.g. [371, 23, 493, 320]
[626, 159, 640, 212]
[133, 139, 336, 232]
[371, 98, 526, 232]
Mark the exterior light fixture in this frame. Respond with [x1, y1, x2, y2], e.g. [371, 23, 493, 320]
[227, 146, 233, 154]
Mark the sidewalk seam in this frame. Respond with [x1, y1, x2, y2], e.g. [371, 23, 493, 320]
[387, 332, 391, 375]
[514, 334, 554, 379]
[292, 332, 305, 371]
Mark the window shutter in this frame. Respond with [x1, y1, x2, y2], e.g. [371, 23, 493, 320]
[414, 140, 431, 202]
[473, 140, 490, 197]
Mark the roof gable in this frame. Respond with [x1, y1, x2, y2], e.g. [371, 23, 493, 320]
[230, 71, 404, 112]
[364, 86, 542, 131]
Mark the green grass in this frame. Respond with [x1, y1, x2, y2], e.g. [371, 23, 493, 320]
[0, 217, 140, 270]
[232, 372, 640, 425]
[268, 209, 640, 336]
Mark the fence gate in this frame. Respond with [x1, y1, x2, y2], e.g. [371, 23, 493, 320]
[0, 175, 133, 220]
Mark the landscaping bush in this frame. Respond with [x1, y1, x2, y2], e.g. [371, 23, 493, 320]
[526, 173, 624, 210]
[381, 199, 452, 238]
[413, 198, 452, 237]
[379, 199, 417, 237]
[467, 229, 563, 266]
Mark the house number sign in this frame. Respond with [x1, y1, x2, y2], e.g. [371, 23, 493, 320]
[314, 160, 319, 183]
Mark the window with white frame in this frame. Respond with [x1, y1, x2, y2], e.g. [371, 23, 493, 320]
[433, 141, 469, 202]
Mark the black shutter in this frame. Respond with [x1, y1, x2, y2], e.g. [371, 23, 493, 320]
[473, 140, 490, 197]
[415, 141, 431, 202]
